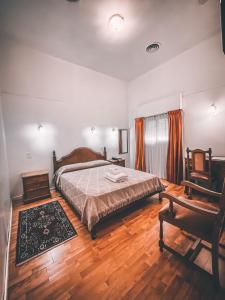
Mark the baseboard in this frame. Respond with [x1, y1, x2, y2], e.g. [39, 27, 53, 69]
[12, 194, 22, 201]
[3, 202, 12, 300]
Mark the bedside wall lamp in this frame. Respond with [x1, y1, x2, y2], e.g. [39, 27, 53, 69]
[209, 103, 217, 115]
[91, 126, 95, 133]
[38, 124, 43, 131]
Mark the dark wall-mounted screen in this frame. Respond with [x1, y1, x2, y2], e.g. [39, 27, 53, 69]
[221, 0, 225, 54]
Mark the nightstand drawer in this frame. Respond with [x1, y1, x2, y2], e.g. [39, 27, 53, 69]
[108, 159, 125, 167]
[116, 160, 125, 167]
[24, 181, 49, 192]
[24, 187, 51, 202]
[23, 174, 49, 185]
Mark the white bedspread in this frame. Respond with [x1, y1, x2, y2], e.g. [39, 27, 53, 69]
[57, 165, 164, 231]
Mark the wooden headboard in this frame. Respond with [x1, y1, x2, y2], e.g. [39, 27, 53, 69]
[53, 147, 107, 172]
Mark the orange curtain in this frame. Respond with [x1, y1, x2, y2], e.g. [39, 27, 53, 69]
[166, 109, 183, 184]
[135, 118, 146, 171]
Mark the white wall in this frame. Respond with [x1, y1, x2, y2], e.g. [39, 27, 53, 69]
[0, 90, 11, 300]
[128, 33, 225, 167]
[2, 33, 225, 197]
[0, 38, 128, 198]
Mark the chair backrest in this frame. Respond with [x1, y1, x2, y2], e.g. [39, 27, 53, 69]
[219, 178, 225, 211]
[218, 179, 225, 238]
[186, 148, 212, 174]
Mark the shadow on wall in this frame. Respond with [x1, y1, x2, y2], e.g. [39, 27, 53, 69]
[129, 89, 225, 168]
[22, 124, 119, 152]
[82, 126, 119, 152]
[21, 123, 57, 152]
[10, 124, 124, 198]
[183, 89, 225, 155]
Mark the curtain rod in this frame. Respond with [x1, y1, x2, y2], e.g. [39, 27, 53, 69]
[139, 82, 225, 107]
[143, 111, 169, 119]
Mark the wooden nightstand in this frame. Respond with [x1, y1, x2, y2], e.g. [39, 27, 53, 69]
[108, 159, 125, 167]
[22, 170, 51, 204]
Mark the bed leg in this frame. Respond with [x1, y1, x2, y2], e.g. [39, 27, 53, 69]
[91, 227, 97, 240]
[159, 219, 164, 252]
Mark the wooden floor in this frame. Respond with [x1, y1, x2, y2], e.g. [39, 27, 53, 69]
[8, 182, 225, 300]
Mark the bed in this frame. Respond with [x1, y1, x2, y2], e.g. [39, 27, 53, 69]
[53, 147, 164, 239]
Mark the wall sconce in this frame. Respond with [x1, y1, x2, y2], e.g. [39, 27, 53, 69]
[38, 124, 43, 131]
[91, 126, 95, 134]
[112, 127, 116, 132]
[209, 103, 217, 115]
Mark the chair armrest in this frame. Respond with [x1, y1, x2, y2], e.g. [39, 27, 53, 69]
[181, 180, 221, 198]
[160, 192, 219, 218]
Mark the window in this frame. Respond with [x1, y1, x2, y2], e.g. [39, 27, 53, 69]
[144, 113, 168, 178]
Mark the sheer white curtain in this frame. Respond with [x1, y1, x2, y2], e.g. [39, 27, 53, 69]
[144, 113, 168, 178]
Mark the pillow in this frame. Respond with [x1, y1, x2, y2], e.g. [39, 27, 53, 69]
[54, 160, 111, 185]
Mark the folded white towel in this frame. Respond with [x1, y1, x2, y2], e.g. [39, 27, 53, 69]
[108, 167, 120, 175]
[105, 172, 128, 182]
[105, 175, 127, 183]
[106, 172, 128, 181]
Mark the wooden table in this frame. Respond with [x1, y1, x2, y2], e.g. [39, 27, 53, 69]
[185, 156, 225, 192]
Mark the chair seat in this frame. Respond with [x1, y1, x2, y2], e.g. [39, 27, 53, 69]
[159, 199, 219, 242]
[190, 172, 209, 181]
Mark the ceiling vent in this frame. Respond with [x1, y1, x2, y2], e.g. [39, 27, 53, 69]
[146, 42, 161, 53]
[66, 0, 80, 2]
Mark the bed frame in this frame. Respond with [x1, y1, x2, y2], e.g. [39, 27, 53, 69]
[53, 146, 107, 173]
[53, 146, 161, 239]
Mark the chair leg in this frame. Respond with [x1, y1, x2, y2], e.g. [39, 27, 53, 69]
[91, 227, 97, 240]
[212, 240, 220, 288]
[208, 179, 212, 191]
[222, 220, 225, 235]
[159, 219, 164, 252]
[188, 187, 192, 199]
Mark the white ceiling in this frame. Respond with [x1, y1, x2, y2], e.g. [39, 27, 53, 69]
[0, 0, 221, 81]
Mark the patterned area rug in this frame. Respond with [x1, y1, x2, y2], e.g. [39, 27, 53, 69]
[16, 201, 77, 265]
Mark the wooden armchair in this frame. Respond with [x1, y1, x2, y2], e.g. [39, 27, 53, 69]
[159, 179, 225, 287]
[186, 148, 212, 193]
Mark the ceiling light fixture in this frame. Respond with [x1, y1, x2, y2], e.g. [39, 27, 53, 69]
[109, 14, 125, 32]
[146, 42, 161, 53]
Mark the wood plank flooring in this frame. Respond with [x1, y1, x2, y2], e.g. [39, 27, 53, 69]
[8, 182, 225, 300]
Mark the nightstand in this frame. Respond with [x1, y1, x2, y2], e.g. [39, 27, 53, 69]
[108, 159, 125, 167]
[22, 170, 51, 204]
